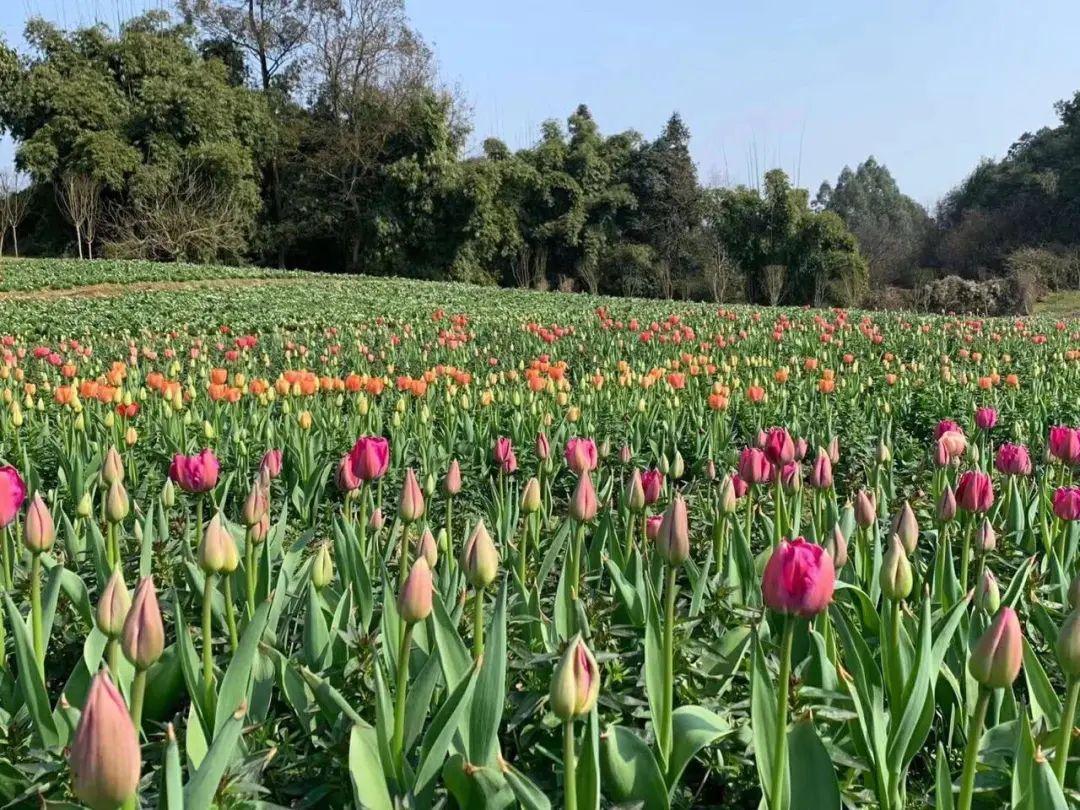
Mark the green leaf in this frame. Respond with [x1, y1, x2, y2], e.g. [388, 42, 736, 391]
[470, 577, 507, 767]
[501, 760, 552, 810]
[159, 725, 184, 810]
[183, 701, 245, 807]
[935, 741, 954, 810]
[750, 633, 777, 804]
[348, 724, 392, 810]
[600, 724, 670, 809]
[576, 708, 602, 810]
[666, 705, 730, 791]
[787, 718, 841, 809]
[213, 600, 270, 737]
[413, 659, 480, 796]
[3, 593, 59, 748]
[1022, 637, 1061, 728]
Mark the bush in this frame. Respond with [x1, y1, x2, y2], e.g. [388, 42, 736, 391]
[917, 274, 1022, 315]
[1004, 246, 1080, 292]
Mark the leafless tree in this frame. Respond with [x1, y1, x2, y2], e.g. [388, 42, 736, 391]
[704, 239, 736, 303]
[56, 172, 102, 260]
[763, 264, 787, 306]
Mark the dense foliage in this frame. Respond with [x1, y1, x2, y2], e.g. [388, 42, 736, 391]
[0, 259, 1077, 808]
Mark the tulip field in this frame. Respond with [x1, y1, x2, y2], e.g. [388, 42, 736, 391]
[3, 258, 1080, 809]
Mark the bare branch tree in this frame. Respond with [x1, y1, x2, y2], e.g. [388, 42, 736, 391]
[55, 173, 102, 260]
[6, 174, 30, 258]
[763, 263, 787, 306]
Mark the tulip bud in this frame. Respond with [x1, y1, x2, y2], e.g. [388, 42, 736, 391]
[369, 507, 385, 531]
[1057, 608, 1080, 677]
[891, 501, 919, 554]
[77, 491, 93, 518]
[978, 569, 1000, 614]
[619, 444, 632, 464]
[161, 479, 176, 509]
[718, 474, 738, 513]
[397, 468, 425, 523]
[569, 472, 598, 523]
[549, 633, 600, 721]
[825, 524, 848, 569]
[443, 460, 462, 496]
[876, 441, 892, 464]
[416, 528, 438, 568]
[975, 518, 997, 554]
[521, 477, 542, 513]
[122, 577, 164, 670]
[96, 568, 130, 638]
[242, 481, 268, 528]
[1069, 571, 1080, 609]
[199, 512, 238, 574]
[937, 485, 957, 522]
[669, 450, 685, 479]
[101, 446, 125, 486]
[461, 520, 499, 589]
[106, 481, 129, 524]
[624, 469, 645, 513]
[398, 557, 434, 623]
[69, 672, 140, 810]
[656, 494, 690, 566]
[968, 607, 1023, 689]
[312, 543, 333, 589]
[24, 492, 55, 553]
[880, 534, 913, 601]
[854, 489, 876, 528]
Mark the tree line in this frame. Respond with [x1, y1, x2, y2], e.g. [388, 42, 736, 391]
[0, 0, 1076, 306]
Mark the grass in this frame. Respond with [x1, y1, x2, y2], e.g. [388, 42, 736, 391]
[1033, 290, 1080, 317]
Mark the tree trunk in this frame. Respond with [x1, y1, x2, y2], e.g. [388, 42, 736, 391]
[11, 226, 18, 258]
[75, 224, 83, 260]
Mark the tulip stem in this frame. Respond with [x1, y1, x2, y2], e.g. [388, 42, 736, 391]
[472, 588, 484, 659]
[245, 536, 256, 618]
[661, 566, 677, 767]
[770, 615, 795, 810]
[107, 638, 120, 680]
[445, 496, 453, 556]
[202, 573, 216, 709]
[959, 513, 972, 594]
[30, 551, 44, 678]
[563, 719, 578, 810]
[131, 668, 147, 734]
[572, 522, 585, 595]
[392, 622, 413, 779]
[195, 496, 204, 558]
[223, 575, 238, 652]
[1055, 676, 1080, 786]
[957, 686, 990, 810]
[0, 526, 10, 589]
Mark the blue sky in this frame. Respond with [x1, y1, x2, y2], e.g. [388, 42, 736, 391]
[4, 0, 1080, 207]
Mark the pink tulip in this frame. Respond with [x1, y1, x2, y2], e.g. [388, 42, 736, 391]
[645, 515, 663, 540]
[398, 468, 425, 522]
[974, 407, 998, 431]
[995, 443, 1032, 476]
[169, 449, 220, 494]
[122, 577, 164, 670]
[655, 494, 689, 566]
[335, 454, 361, 493]
[349, 436, 390, 482]
[640, 469, 664, 505]
[793, 437, 809, 461]
[809, 449, 833, 490]
[935, 419, 964, 439]
[780, 461, 802, 493]
[535, 432, 551, 461]
[569, 472, 598, 523]
[493, 437, 517, 473]
[0, 465, 27, 528]
[762, 538, 836, 618]
[1054, 487, 1080, 521]
[443, 459, 462, 496]
[968, 607, 1023, 688]
[1050, 426, 1080, 465]
[738, 447, 771, 485]
[259, 449, 283, 480]
[730, 473, 748, 499]
[398, 558, 434, 623]
[827, 436, 840, 464]
[24, 492, 55, 553]
[69, 672, 140, 810]
[564, 437, 598, 475]
[763, 427, 795, 467]
[956, 470, 994, 513]
[938, 430, 967, 462]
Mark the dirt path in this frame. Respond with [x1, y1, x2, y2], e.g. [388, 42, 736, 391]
[0, 276, 307, 302]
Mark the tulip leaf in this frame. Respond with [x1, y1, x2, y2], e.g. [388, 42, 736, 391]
[429, 591, 470, 689]
[1022, 637, 1061, 728]
[1030, 751, 1069, 810]
[934, 741, 954, 810]
[787, 718, 841, 809]
[213, 599, 269, 737]
[160, 725, 184, 810]
[302, 582, 331, 671]
[576, 707, 602, 810]
[413, 659, 480, 797]
[3, 593, 59, 748]
[404, 646, 442, 753]
[348, 723, 393, 810]
[643, 575, 664, 741]
[470, 576, 507, 767]
[600, 724, 669, 809]
[183, 700, 245, 808]
[666, 705, 731, 791]
[749, 633, 778, 806]
[501, 760, 552, 810]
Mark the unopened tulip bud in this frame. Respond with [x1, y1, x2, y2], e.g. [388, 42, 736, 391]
[619, 444, 632, 464]
[161, 479, 176, 509]
[398, 557, 434, 623]
[968, 607, 1023, 689]
[718, 474, 738, 514]
[199, 512, 238, 574]
[398, 468, 425, 523]
[77, 491, 93, 518]
[24, 492, 55, 553]
[624, 469, 645, 512]
[549, 633, 600, 721]
[122, 577, 164, 670]
[106, 481, 129, 524]
[521, 477, 542, 513]
[891, 501, 919, 554]
[462, 520, 499, 589]
[975, 518, 997, 554]
[877, 441, 892, 464]
[825, 524, 849, 569]
[656, 494, 690, 566]
[569, 472, 598, 523]
[369, 507, 385, 531]
[69, 672, 140, 810]
[443, 460, 462, 496]
[854, 489, 876, 528]
[416, 528, 438, 568]
[102, 446, 125, 485]
[242, 481, 268, 527]
[96, 568, 130, 638]
[978, 569, 1000, 614]
[880, 534, 913, 601]
[670, 450, 685, 479]
[937, 485, 957, 523]
[250, 511, 270, 545]
[312, 543, 333, 589]
[1057, 608, 1080, 677]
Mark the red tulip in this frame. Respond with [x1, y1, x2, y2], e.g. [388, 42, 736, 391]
[349, 436, 390, 482]
[0, 465, 26, 528]
[808, 449, 832, 490]
[956, 470, 994, 513]
[169, 449, 220, 494]
[995, 443, 1031, 476]
[763, 427, 795, 467]
[762, 538, 835, 618]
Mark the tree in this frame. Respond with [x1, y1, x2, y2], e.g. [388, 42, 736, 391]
[816, 157, 930, 287]
[55, 172, 101, 259]
[0, 171, 30, 256]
